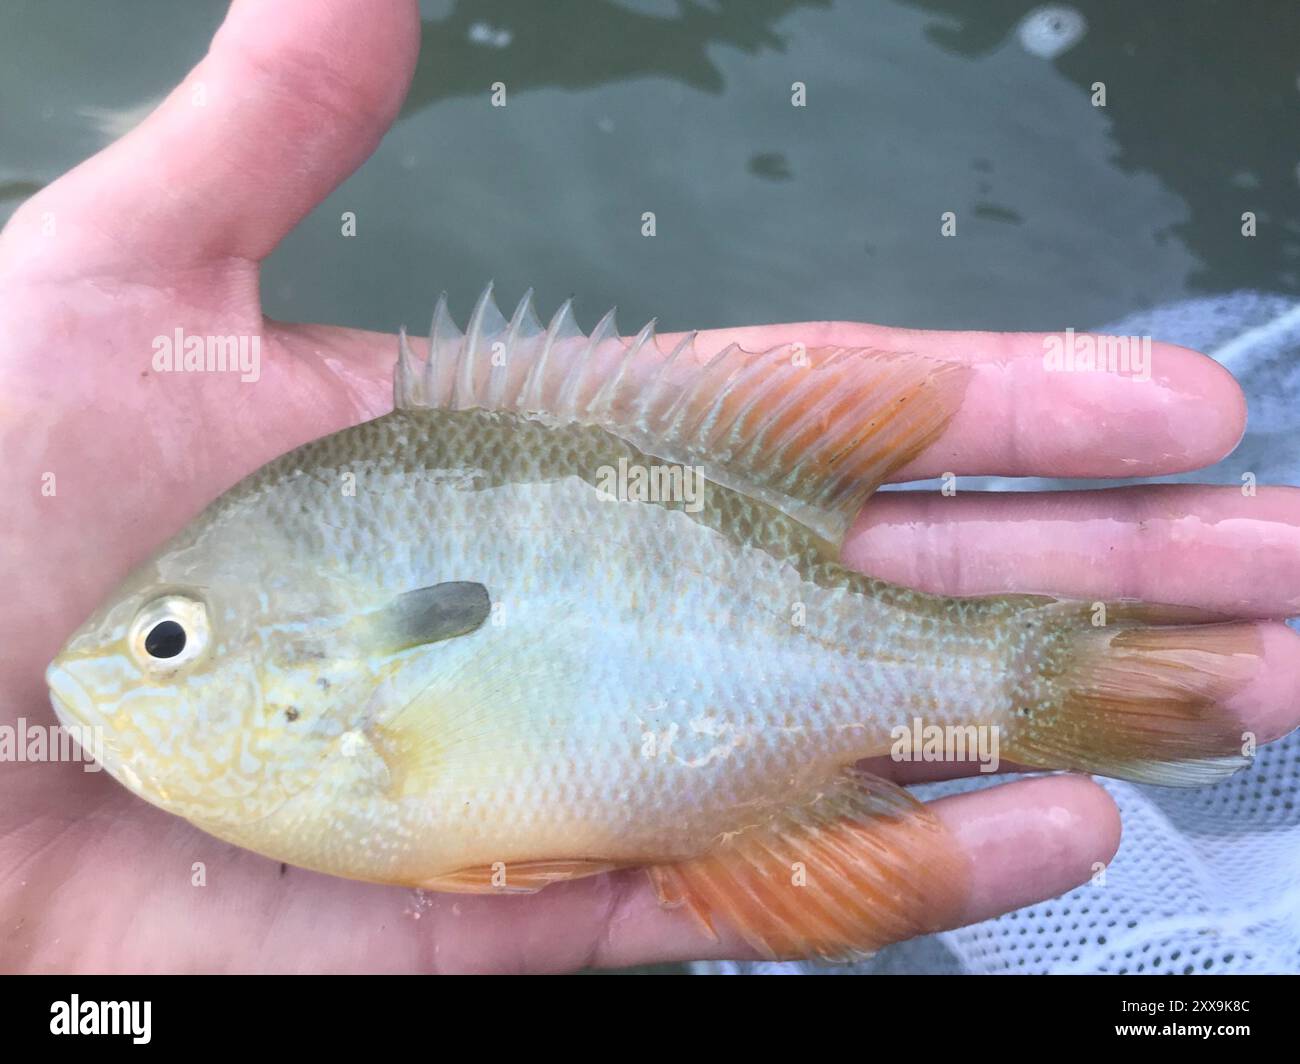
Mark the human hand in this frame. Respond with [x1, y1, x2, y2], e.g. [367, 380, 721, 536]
[3, 0, 1297, 973]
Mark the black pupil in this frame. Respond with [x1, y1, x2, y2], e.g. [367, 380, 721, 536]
[145, 620, 187, 659]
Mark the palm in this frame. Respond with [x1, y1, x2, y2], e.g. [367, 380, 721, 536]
[2, 0, 1296, 973]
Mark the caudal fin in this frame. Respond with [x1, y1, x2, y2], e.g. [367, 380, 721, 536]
[1004, 619, 1262, 786]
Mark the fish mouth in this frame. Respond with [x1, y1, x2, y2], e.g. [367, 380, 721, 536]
[45, 660, 102, 729]
[45, 661, 114, 778]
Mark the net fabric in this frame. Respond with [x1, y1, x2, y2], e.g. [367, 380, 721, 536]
[696, 293, 1300, 976]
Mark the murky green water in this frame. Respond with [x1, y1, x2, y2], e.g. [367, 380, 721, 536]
[3, 0, 1296, 338]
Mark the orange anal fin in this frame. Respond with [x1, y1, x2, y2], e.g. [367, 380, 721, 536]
[647, 769, 968, 962]
[420, 859, 617, 895]
[648, 866, 719, 940]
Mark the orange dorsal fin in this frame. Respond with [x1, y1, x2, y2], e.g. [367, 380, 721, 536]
[396, 286, 971, 547]
[648, 768, 968, 961]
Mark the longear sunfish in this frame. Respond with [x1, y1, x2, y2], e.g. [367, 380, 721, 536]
[46, 286, 1261, 959]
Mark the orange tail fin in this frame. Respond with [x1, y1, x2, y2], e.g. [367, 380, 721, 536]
[1005, 619, 1262, 786]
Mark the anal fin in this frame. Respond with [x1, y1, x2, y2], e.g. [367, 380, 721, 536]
[647, 768, 967, 962]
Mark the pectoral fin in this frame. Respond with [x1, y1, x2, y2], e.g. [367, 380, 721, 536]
[647, 768, 968, 962]
[367, 631, 587, 800]
[364, 581, 490, 654]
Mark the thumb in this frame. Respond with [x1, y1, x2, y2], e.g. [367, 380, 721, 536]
[3, 0, 419, 278]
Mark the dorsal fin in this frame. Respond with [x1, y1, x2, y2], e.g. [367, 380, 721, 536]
[395, 286, 972, 546]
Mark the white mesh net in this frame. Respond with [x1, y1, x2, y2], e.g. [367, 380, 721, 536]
[698, 293, 1300, 976]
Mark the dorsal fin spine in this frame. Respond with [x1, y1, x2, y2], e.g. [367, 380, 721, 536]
[520, 298, 576, 411]
[590, 318, 655, 417]
[653, 333, 707, 442]
[557, 306, 616, 416]
[426, 293, 462, 407]
[396, 327, 419, 408]
[487, 288, 535, 408]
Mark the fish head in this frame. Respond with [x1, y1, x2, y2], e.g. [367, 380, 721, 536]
[44, 534, 377, 829]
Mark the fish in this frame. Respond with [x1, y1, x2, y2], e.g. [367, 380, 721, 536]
[46, 285, 1263, 960]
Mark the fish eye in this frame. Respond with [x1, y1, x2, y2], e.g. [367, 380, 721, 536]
[145, 620, 186, 659]
[129, 595, 209, 672]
